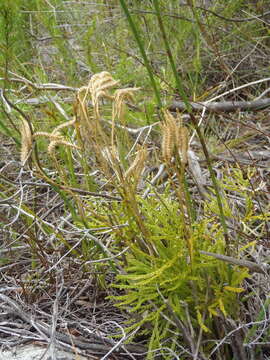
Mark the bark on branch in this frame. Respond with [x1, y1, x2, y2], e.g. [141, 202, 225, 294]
[199, 250, 269, 274]
[169, 98, 270, 112]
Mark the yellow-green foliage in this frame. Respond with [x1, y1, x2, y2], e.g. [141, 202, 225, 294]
[206, 166, 269, 244]
[86, 192, 250, 356]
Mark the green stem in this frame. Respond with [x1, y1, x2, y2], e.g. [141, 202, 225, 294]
[119, 0, 162, 107]
[190, 113, 229, 247]
[152, 0, 191, 111]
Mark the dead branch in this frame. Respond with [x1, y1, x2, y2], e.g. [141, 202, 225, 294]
[199, 250, 269, 275]
[169, 98, 270, 112]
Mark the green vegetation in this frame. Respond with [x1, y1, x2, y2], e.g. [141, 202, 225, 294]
[0, 0, 269, 359]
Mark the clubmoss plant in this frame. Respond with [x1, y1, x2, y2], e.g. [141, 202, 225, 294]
[54, 72, 254, 358]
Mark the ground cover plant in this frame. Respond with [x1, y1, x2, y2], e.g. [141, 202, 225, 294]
[0, 0, 270, 359]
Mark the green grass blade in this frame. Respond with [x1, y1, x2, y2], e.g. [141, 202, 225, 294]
[190, 113, 229, 246]
[119, 0, 162, 107]
[152, 0, 191, 111]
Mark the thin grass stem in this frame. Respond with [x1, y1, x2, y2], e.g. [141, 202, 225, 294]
[119, 0, 162, 107]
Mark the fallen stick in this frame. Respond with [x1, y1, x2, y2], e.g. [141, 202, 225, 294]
[169, 98, 270, 112]
[199, 250, 269, 274]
